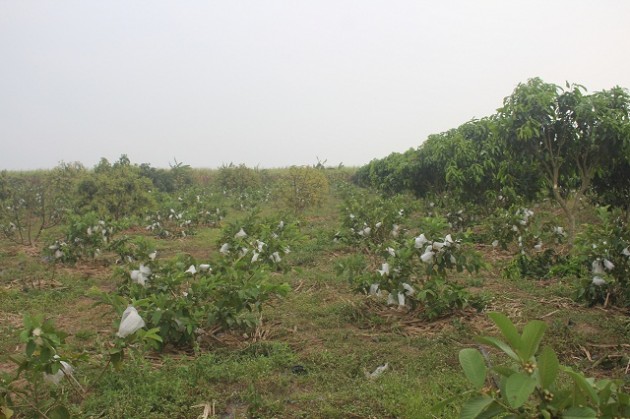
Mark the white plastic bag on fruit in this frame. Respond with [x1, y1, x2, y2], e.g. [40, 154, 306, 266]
[43, 356, 73, 386]
[117, 306, 146, 338]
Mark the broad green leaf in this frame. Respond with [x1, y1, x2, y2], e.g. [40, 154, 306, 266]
[562, 406, 597, 419]
[519, 320, 547, 360]
[144, 327, 163, 342]
[109, 349, 124, 369]
[492, 366, 515, 377]
[505, 372, 537, 408]
[563, 368, 599, 405]
[474, 402, 505, 419]
[537, 346, 559, 389]
[25, 340, 36, 357]
[476, 336, 519, 362]
[487, 312, 521, 352]
[459, 348, 487, 389]
[459, 396, 494, 419]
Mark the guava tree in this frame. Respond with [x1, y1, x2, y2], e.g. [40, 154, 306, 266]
[76, 155, 155, 219]
[498, 78, 630, 241]
[0, 163, 80, 246]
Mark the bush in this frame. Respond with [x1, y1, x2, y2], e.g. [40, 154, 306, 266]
[573, 207, 630, 306]
[2, 315, 77, 419]
[281, 166, 329, 213]
[217, 164, 262, 194]
[455, 312, 630, 418]
[216, 211, 303, 272]
[45, 212, 119, 264]
[337, 189, 416, 250]
[76, 156, 155, 219]
[109, 253, 290, 349]
[337, 231, 484, 320]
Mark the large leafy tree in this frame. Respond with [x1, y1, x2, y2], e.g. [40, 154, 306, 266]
[354, 116, 543, 209]
[590, 88, 630, 220]
[414, 117, 537, 208]
[498, 78, 630, 241]
[76, 155, 155, 219]
[353, 149, 418, 196]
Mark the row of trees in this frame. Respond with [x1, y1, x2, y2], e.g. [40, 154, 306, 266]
[355, 78, 630, 238]
[0, 156, 192, 245]
[0, 156, 336, 245]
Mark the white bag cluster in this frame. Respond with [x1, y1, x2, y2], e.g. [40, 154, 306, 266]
[591, 257, 615, 286]
[415, 233, 456, 264]
[130, 264, 152, 286]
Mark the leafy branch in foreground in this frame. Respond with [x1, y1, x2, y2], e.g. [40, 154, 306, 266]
[452, 312, 630, 418]
[2, 315, 79, 419]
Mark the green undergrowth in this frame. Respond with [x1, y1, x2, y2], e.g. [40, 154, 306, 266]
[1, 181, 630, 418]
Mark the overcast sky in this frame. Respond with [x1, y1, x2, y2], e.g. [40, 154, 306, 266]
[1, 1, 629, 170]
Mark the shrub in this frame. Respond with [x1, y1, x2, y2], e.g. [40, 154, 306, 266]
[45, 212, 118, 264]
[0, 164, 77, 246]
[455, 312, 630, 418]
[217, 164, 262, 194]
[337, 231, 485, 320]
[216, 211, 303, 272]
[337, 189, 416, 250]
[2, 315, 78, 419]
[107, 254, 290, 349]
[281, 166, 329, 213]
[573, 207, 630, 306]
[76, 156, 155, 219]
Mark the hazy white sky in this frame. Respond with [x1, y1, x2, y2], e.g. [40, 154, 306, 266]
[1, 1, 629, 170]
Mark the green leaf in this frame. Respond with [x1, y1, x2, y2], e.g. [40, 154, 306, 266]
[537, 346, 559, 389]
[476, 336, 519, 362]
[25, 340, 36, 357]
[505, 372, 537, 408]
[519, 320, 546, 360]
[492, 365, 515, 377]
[109, 348, 124, 369]
[562, 406, 597, 419]
[474, 402, 504, 419]
[563, 367, 599, 405]
[487, 312, 521, 353]
[143, 327, 163, 343]
[459, 396, 494, 419]
[459, 348, 487, 389]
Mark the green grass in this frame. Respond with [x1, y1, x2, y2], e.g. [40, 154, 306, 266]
[1, 182, 630, 418]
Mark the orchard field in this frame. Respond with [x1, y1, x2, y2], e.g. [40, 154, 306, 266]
[0, 160, 629, 419]
[2, 79, 630, 418]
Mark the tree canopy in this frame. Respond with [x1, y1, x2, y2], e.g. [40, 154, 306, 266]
[355, 78, 630, 226]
